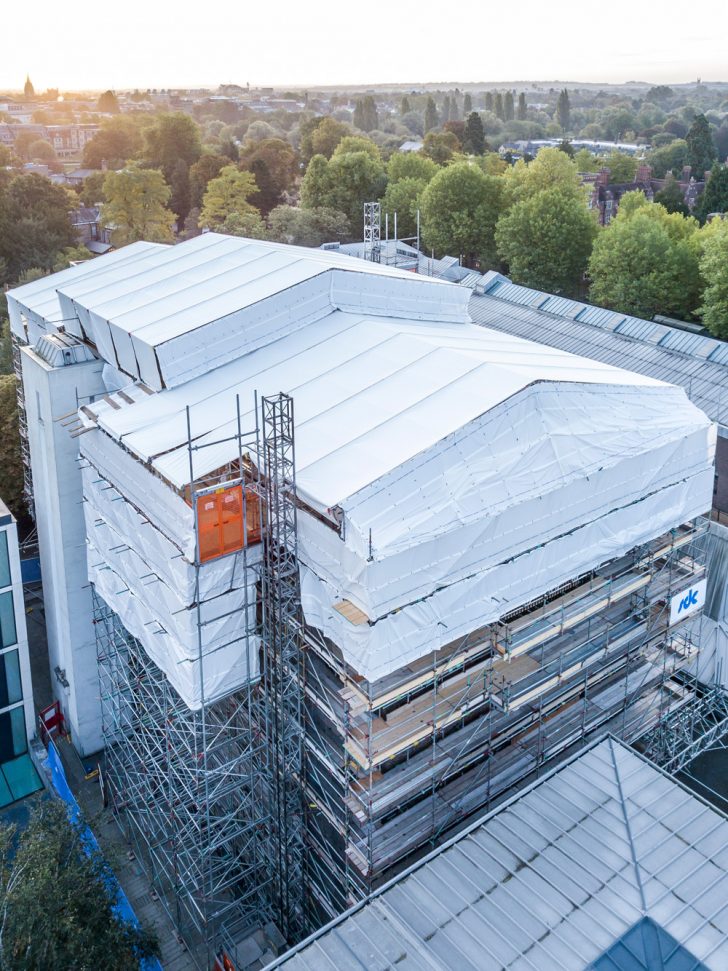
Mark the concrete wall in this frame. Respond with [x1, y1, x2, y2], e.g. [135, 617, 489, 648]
[21, 347, 106, 756]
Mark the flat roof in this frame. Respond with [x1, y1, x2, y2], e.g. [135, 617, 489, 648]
[269, 737, 728, 970]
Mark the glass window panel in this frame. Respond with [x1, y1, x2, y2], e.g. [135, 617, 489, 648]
[0, 533, 10, 589]
[10, 706, 27, 758]
[0, 592, 16, 649]
[1, 651, 22, 707]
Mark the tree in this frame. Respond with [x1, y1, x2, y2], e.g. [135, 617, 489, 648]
[485, 91, 494, 112]
[0, 174, 76, 280]
[309, 117, 350, 159]
[696, 164, 728, 223]
[653, 177, 689, 217]
[317, 151, 387, 233]
[556, 89, 571, 132]
[699, 218, 728, 337]
[333, 136, 381, 160]
[169, 158, 191, 226]
[82, 116, 143, 169]
[648, 139, 688, 178]
[11, 130, 40, 161]
[422, 131, 459, 165]
[268, 205, 350, 247]
[462, 112, 485, 155]
[0, 800, 159, 970]
[381, 177, 427, 238]
[517, 92, 527, 121]
[504, 92, 515, 122]
[27, 140, 55, 162]
[217, 210, 268, 239]
[101, 164, 175, 245]
[494, 93, 505, 121]
[97, 90, 119, 114]
[588, 195, 701, 319]
[239, 137, 298, 214]
[144, 113, 202, 181]
[300, 154, 330, 210]
[400, 96, 411, 116]
[353, 96, 378, 133]
[503, 147, 584, 205]
[189, 153, 230, 209]
[420, 162, 504, 267]
[199, 165, 258, 229]
[387, 152, 437, 185]
[558, 139, 574, 158]
[601, 151, 638, 183]
[496, 188, 596, 295]
[441, 96, 451, 125]
[424, 97, 439, 134]
[0, 373, 23, 520]
[463, 93, 473, 116]
[685, 114, 716, 176]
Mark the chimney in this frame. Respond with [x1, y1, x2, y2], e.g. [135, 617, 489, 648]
[636, 164, 652, 184]
[681, 165, 692, 183]
[597, 167, 610, 186]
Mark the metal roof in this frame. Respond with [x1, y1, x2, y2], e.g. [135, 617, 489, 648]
[469, 285, 728, 429]
[268, 737, 728, 970]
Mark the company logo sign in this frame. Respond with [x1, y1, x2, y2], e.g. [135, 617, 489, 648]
[669, 577, 707, 626]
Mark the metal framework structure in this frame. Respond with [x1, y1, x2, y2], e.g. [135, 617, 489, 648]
[300, 519, 710, 922]
[11, 333, 34, 520]
[638, 680, 728, 774]
[362, 202, 381, 263]
[95, 393, 306, 969]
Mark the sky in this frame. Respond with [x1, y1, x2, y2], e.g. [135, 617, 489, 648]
[3, 0, 728, 92]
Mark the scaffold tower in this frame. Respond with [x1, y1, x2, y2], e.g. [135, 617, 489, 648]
[363, 202, 381, 262]
[95, 392, 307, 969]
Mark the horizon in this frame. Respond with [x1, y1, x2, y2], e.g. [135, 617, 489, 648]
[3, 0, 727, 93]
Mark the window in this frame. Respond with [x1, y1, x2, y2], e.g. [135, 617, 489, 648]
[0, 592, 17, 649]
[0, 533, 9, 589]
[0, 707, 27, 763]
[0, 651, 22, 709]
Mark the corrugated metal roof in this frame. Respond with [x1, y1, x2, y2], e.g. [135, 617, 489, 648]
[268, 738, 728, 970]
[469, 290, 728, 427]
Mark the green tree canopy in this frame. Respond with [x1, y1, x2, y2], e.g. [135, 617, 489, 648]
[82, 116, 144, 169]
[600, 151, 638, 183]
[268, 205, 350, 247]
[463, 112, 485, 155]
[239, 137, 299, 214]
[588, 194, 701, 319]
[503, 147, 584, 205]
[496, 187, 596, 295]
[387, 152, 438, 185]
[420, 162, 504, 267]
[653, 177, 689, 217]
[0, 174, 76, 282]
[299, 150, 386, 234]
[422, 131, 459, 165]
[517, 93, 527, 121]
[189, 153, 230, 209]
[424, 97, 439, 133]
[199, 165, 259, 229]
[333, 136, 381, 160]
[685, 114, 717, 176]
[699, 218, 728, 337]
[463, 93, 473, 115]
[0, 800, 159, 970]
[400, 96, 411, 116]
[695, 164, 728, 223]
[101, 164, 175, 245]
[353, 96, 378, 132]
[504, 92, 515, 122]
[647, 139, 688, 178]
[0, 374, 23, 519]
[307, 117, 348, 158]
[97, 90, 119, 113]
[144, 112, 202, 181]
[557, 89, 571, 131]
[381, 177, 427, 239]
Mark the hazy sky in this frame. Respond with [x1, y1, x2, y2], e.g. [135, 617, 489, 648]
[4, 0, 727, 91]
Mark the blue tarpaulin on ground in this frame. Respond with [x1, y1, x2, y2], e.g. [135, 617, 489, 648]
[45, 741, 164, 971]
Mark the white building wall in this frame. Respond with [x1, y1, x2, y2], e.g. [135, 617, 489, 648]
[21, 348, 107, 755]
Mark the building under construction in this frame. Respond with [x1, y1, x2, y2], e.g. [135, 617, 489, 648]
[5, 233, 716, 967]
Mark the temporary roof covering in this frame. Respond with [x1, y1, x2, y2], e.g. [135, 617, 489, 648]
[45, 233, 469, 390]
[268, 737, 728, 970]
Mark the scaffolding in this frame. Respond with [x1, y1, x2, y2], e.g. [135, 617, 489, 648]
[11, 333, 34, 520]
[300, 519, 709, 921]
[363, 202, 381, 263]
[95, 392, 306, 969]
[637, 681, 728, 774]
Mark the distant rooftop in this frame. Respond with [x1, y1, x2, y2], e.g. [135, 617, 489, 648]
[269, 737, 728, 970]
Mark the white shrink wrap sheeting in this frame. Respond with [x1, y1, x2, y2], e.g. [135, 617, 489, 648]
[301, 467, 715, 681]
[82, 461, 261, 709]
